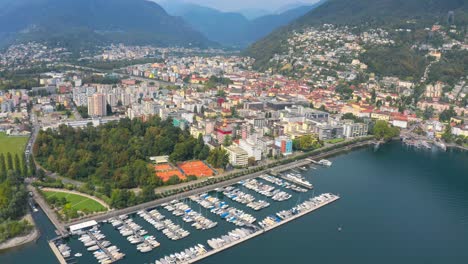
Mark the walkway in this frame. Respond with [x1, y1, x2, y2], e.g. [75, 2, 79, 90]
[27, 186, 67, 236]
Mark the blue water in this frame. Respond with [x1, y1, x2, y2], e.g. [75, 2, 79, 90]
[1, 143, 467, 264]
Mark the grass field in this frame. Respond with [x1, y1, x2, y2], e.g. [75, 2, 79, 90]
[0, 132, 29, 157]
[43, 190, 107, 212]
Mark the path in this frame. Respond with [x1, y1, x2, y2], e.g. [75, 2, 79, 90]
[27, 185, 67, 236]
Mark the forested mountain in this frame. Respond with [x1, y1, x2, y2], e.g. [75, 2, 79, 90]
[246, 0, 468, 68]
[0, 0, 212, 51]
[160, 1, 325, 47]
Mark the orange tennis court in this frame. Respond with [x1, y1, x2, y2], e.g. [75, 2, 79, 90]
[156, 169, 185, 182]
[178, 160, 215, 177]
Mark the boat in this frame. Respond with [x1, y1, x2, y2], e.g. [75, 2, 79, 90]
[318, 159, 332, 166]
[87, 245, 99, 251]
[74, 253, 83, 257]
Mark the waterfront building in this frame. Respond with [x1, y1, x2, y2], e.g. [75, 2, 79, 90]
[275, 136, 293, 155]
[224, 145, 248, 167]
[343, 121, 368, 138]
[238, 138, 262, 161]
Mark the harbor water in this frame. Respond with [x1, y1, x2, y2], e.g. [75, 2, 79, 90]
[1, 142, 467, 264]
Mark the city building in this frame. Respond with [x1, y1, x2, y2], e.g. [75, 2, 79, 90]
[224, 145, 248, 167]
[88, 93, 107, 117]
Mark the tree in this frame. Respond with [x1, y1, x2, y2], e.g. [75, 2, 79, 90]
[13, 154, 21, 176]
[0, 154, 6, 180]
[423, 106, 435, 120]
[441, 125, 454, 143]
[342, 113, 364, 123]
[6, 153, 13, 171]
[207, 148, 229, 168]
[293, 135, 322, 151]
[21, 155, 28, 178]
[223, 135, 232, 147]
[372, 120, 400, 141]
[439, 107, 457, 122]
[230, 107, 238, 117]
[140, 185, 155, 202]
[166, 175, 181, 186]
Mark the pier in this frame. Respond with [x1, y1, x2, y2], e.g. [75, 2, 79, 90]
[48, 240, 67, 264]
[184, 194, 340, 264]
[86, 231, 117, 262]
[28, 185, 68, 236]
[263, 195, 340, 232]
[187, 230, 264, 264]
[279, 175, 314, 189]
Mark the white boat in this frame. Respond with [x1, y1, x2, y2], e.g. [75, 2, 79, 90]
[318, 159, 332, 166]
[87, 245, 99, 251]
[74, 253, 83, 257]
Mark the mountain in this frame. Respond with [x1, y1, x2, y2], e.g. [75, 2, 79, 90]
[237, 8, 271, 20]
[161, 2, 251, 47]
[275, 1, 311, 13]
[160, 1, 324, 48]
[246, 1, 327, 42]
[246, 0, 468, 68]
[0, 0, 213, 51]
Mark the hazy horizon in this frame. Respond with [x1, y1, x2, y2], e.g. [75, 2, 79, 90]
[153, 0, 321, 12]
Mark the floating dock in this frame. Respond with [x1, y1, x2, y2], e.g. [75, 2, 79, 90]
[264, 195, 340, 232]
[279, 175, 313, 189]
[181, 194, 340, 264]
[48, 241, 67, 264]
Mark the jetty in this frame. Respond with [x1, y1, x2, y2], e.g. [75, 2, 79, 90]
[279, 174, 313, 189]
[86, 230, 117, 263]
[48, 240, 67, 264]
[177, 193, 340, 264]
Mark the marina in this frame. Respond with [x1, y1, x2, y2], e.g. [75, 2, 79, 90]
[48, 167, 340, 264]
[3, 143, 468, 264]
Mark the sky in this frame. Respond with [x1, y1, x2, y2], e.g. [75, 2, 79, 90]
[154, 0, 321, 12]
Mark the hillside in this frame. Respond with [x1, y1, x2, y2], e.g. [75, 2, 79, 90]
[160, 1, 324, 48]
[246, 0, 468, 68]
[0, 0, 212, 51]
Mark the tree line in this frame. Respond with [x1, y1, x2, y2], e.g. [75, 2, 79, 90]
[34, 116, 215, 190]
[0, 154, 32, 243]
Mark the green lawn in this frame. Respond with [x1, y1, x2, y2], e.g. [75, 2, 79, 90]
[43, 190, 107, 212]
[0, 132, 29, 157]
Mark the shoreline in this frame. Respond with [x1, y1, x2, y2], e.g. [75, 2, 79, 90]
[65, 138, 375, 228]
[446, 144, 468, 152]
[0, 214, 40, 252]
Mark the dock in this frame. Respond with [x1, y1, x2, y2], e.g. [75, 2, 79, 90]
[86, 231, 117, 262]
[182, 194, 340, 264]
[48, 240, 67, 264]
[279, 175, 313, 189]
[264, 195, 340, 232]
[187, 230, 264, 264]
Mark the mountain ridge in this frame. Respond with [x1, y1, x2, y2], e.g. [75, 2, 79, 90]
[160, 1, 325, 48]
[0, 0, 213, 50]
[245, 0, 468, 69]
